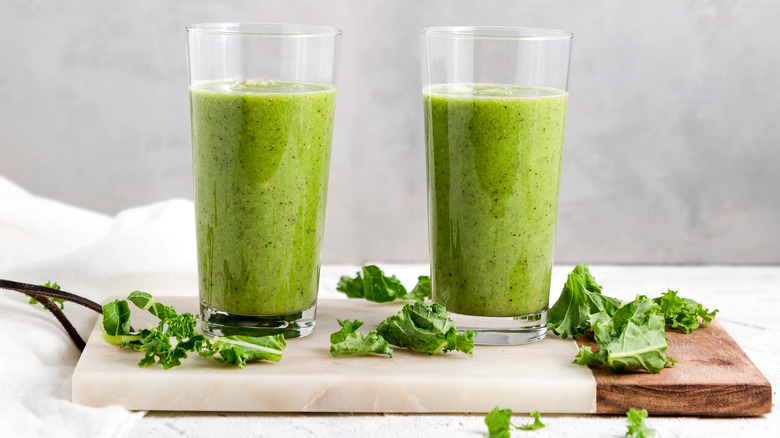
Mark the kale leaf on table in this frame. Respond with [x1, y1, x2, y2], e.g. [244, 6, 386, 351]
[336, 265, 431, 303]
[329, 318, 393, 358]
[200, 334, 286, 368]
[653, 289, 718, 333]
[484, 407, 546, 437]
[626, 408, 656, 437]
[573, 297, 674, 373]
[100, 291, 285, 369]
[376, 302, 474, 356]
[547, 264, 622, 339]
[548, 264, 717, 373]
[484, 406, 514, 438]
[517, 411, 546, 431]
[405, 275, 432, 302]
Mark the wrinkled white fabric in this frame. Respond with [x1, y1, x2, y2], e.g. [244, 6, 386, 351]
[0, 174, 196, 437]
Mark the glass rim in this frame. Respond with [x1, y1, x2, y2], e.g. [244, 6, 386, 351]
[185, 22, 342, 38]
[421, 26, 572, 40]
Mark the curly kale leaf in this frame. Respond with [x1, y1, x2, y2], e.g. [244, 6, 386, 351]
[484, 407, 546, 437]
[100, 292, 284, 369]
[519, 411, 545, 431]
[329, 319, 393, 358]
[626, 408, 656, 437]
[376, 302, 474, 356]
[404, 276, 432, 302]
[133, 307, 209, 369]
[337, 265, 407, 302]
[652, 289, 718, 333]
[336, 266, 430, 302]
[574, 297, 673, 373]
[28, 281, 66, 309]
[484, 406, 514, 438]
[547, 264, 622, 339]
[200, 334, 286, 368]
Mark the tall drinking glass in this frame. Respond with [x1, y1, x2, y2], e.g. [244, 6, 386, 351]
[421, 26, 572, 345]
[187, 23, 341, 338]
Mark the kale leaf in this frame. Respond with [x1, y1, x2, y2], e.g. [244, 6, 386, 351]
[484, 406, 514, 438]
[547, 264, 622, 339]
[375, 302, 474, 356]
[484, 407, 546, 437]
[573, 296, 673, 373]
[549, 264, 718, 373]
[405, 276, 432, 302]
[336, 266, 430, 302]
[626, 408, 656, 438]
[329, 319, 393, 358]
[127, 291, 176, 320]
[653, 289, 718, 333]
[100, 292, 285, 369]
[28, 281, 66, 309]
[337, 265, 407, 302]
[126, 298, 210, 369]
[517, 411, 546, 431]
[100, 298, 140, 346]
[200, 334, 286, 368]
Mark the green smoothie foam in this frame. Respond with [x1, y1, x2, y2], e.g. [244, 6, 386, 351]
[423, 83, 568, 317]
[190, 78, 335, 316]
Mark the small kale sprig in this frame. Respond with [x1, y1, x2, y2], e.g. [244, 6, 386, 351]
[484, 407, 546, 437]
[626, 408, 655, 438]
[653, 289, 718, 333]
[28, 281, 66, 310]
[100, 291, 285, 369]
[337, 265, 431, 303]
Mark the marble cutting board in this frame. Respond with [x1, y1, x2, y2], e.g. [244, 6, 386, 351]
[72, 297, 771, 415]
[72, 298, 597, 413]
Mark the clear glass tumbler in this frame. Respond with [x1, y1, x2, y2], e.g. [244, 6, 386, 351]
[187, 23, 341, 338]
[421, 26, 572, 345]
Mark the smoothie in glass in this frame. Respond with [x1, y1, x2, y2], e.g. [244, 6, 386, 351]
[190, 79, 335, 326]
[423, 83, 567, 318]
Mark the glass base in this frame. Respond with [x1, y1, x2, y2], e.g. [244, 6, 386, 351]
[199, 301, 316, 339]
[448, 309, 547, 345]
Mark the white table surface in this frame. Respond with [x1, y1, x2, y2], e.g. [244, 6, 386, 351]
[0, 176, 776, 437]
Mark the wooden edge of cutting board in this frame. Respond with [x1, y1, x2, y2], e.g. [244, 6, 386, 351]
[576, 319, 772, 417]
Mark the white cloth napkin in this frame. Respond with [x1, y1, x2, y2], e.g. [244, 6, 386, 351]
[0, 174, 198, 437]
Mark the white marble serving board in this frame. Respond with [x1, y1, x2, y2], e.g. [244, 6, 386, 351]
[72, 298, 596, 413]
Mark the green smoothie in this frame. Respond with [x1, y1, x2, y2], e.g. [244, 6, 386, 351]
[423, 83, 567, 317]
[190, 78, 336, 316]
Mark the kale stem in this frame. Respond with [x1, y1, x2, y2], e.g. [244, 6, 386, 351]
[0, 279, 103, 313]
[0, 279, 104, 351]
[30, 294, 87, 351]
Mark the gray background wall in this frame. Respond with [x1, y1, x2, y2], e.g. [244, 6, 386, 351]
[1, 0, 778, 264]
